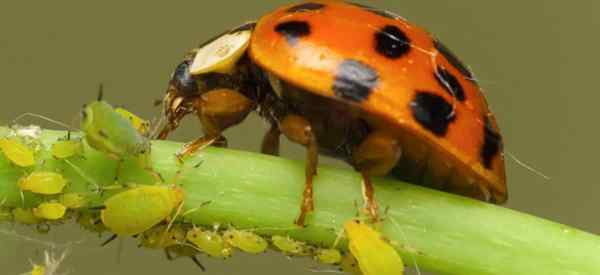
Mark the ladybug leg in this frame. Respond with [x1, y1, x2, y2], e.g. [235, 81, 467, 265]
[351, 131, 402, 222]
[279, 115, 318, 226]
[176, 89, 254, 161]
[261, 123, 281, 156]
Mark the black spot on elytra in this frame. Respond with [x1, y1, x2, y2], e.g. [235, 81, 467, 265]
[287, 2, 326, 13]
[172, 60, 198, 96]
[433, 39, 475, 80]
[375, 25, 411, 59]
[481, 117, 502, 169]
[275, 21, 311, 46]
[333, 60, 379, 102]
[229, 22, 257, 34]
[435, 66, 465, 101]
[347, 2, 404, 20]
[410, 92, 456, 136]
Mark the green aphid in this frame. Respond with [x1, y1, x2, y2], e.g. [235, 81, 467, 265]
[51, 138, 83, 159]
[33, 202, 67, 220]
[80, 95, 150, 161]
[223, 229, 268, 254]
[271, 235, 311, 256]
[100, 185, 184, 236]
[0, 137, 35, 167]
[186, 227, 232, 258]
[19, 171, 67, 195]
[59, 193, 87, 209]
[12, 208, 42, 225]
[315, 248, 342, 265]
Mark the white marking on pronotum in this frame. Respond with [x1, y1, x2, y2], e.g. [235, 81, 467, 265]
[190, 30, 252, 75]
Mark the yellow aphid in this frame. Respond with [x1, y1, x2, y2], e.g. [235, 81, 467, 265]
[51, 139, 83, 159]
[0, 137, 35, 167]
[59, 193, 87, 209]
[30, 264, 45, 275]
[115, 107, 150, 135]
[33, 202, 67, 220]
[101, 185, 184, 236]
[12, 208, 42, 225]
[19, 171, 67, 195]
[223, 229, 268, 254]
[271, 235, 311, 256]
[140, 225, 184, 249]
[344, 219, 405, 275]
[186, 227, 231, 258]
[315, 248, 342, 265]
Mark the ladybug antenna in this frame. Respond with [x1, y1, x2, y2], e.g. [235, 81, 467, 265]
[97, 83, 104, 101]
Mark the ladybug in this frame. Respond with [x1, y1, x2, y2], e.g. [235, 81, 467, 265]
[158, 1, 506, 226]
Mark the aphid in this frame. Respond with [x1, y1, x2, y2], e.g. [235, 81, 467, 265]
[18, 171, 67, 195]
[158, 1, 506, 225]
[115, 107, 151, 135]
[186, 227, 232, 258]
[271, 235, 311, 256]
[12, 208, 42, 225]
[315, 248, 342, 265]
[80, 88, 151, 162]
[139, 224, 205, 270]
[77, 211, 107, 234]
[223, 229, 268, 254]
[58, 193, 87, 209]
[32, 202, 67, 220]
[344, 219, 405, 275]
[100, 185, 184, 236]
[0, 137, 35, 167]
[51, 137, 83, 159]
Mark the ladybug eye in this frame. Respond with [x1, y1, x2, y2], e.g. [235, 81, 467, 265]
[171, 60, 199, 96]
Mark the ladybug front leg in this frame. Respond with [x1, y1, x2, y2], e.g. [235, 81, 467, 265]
[351, 131, 402, 222]
[176, 88, 254, 161]
[279, 115, 318, 226]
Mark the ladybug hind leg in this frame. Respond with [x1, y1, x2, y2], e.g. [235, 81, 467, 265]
[279, 115, 318, 226]
[351, 131, 402, 222]
[176, 88, 254, 161]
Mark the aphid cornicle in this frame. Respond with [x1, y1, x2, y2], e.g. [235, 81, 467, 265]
[158, 1, 506, 225]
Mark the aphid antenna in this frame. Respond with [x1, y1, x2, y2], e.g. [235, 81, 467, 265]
[97, 83, 104, 101]
[12, 113, 73, 133]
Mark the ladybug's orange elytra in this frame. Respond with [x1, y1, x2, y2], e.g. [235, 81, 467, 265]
[158, 1, 506, 225]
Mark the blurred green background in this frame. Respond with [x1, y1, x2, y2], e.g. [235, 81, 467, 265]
[0, 1, 597, 274]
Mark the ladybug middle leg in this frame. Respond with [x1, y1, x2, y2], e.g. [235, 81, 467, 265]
[351, 131, 402, 222]
[176, 88, 254, 161]
[279, 115, 318, 226]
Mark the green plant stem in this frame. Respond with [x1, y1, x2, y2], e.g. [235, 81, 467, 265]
[1, 127, 599, 275]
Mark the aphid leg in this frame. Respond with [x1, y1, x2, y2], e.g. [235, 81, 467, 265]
[175, 88, 254, 161]
[189, 255, 206, 271]
[261, 123, 281, 156]
[351, 131, 402, 222]
[101, 234, 118, 247]
[279, 115, 318, 226]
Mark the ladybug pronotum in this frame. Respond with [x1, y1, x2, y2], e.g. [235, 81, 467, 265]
[158, 1, 506, 226]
